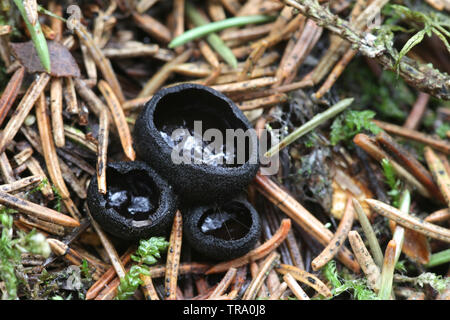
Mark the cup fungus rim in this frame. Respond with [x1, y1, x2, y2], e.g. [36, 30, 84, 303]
[87, 161, 177, 239]
[184, 198, 261, 257]
[140, 83, 259, 175]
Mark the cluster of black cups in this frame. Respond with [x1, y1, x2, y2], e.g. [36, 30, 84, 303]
[87, 84, 261, 261]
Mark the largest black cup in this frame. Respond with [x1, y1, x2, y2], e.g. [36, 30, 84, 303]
[134, 83, 259, 205]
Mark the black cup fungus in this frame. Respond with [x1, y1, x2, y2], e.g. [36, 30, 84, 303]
[87, 161, 177, 240]
[183, 198, 261, 261]
[133, 83, 260, 205]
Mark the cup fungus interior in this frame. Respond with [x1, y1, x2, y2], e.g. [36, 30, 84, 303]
[198, 201, 253, 241]
[154, 88, 251, 168]
[104, 166, 160, 222]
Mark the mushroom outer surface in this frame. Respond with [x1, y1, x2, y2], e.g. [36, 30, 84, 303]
[133, 83, 260, 205]
[87, 161, 177, 241]
[183, 198, 261, 261]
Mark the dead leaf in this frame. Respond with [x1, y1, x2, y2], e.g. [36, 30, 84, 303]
[10, 40, 80, 77]
[389, 221, 431, 264]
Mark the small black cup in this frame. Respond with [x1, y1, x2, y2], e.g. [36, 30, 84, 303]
[87, 161, 178, 240]
[134, 83, 260, 205]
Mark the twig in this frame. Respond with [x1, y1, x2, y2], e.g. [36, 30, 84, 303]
[22, 156, 54, 199]
[391, 190, 411, 263]
[265, 98, 353, 157]
[165, 210, 182, 300]
[19, 214, 64, 236]
[102, 43, 159, 58]
[47, 238, 102, 280]
[63, 125, 97, 153]
[140, 274, 160, 300]
[276, 19, 322, 85]
[283, 0, 450, 100]
[314, 48, 357, 99]
[136, 0, 159, 13]
[132, 12, 172, 44]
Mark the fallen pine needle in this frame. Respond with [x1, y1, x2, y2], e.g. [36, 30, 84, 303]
[348, 230, 381, 292]
[275, 264, 332, 298]
[165, 210, 182, 299]
[312, 196, 355, 271]
[366, 199, 450, 243]
[283, 273, 310, 300]
[206, 219, 291, 274]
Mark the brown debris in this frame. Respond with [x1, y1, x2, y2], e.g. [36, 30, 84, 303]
[10, 41, 80, 77]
